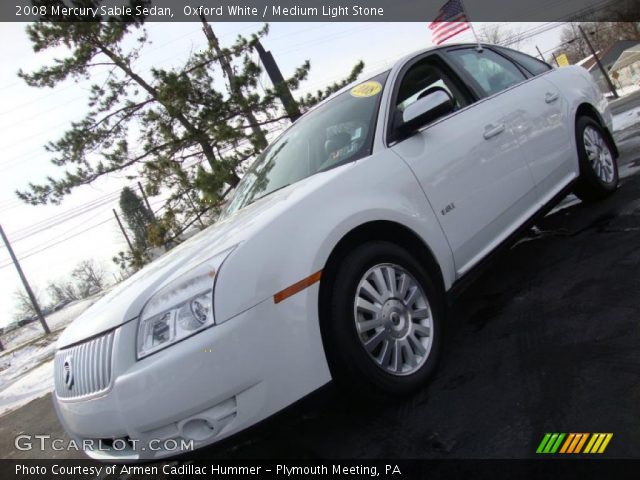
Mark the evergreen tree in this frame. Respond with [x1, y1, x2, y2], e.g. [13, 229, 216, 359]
[16, 1, 365, 233]
[119, 186, 154, 250]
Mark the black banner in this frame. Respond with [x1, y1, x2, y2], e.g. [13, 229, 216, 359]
[3, 0, 640, 22]
[4, 459, 640, 480]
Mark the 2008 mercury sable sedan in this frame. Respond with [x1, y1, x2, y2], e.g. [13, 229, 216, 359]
[53, 44, 618, 459]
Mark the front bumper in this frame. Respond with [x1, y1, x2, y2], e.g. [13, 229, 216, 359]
[53, 284, 331, 460]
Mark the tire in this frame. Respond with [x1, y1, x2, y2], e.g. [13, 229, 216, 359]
[573, 116, 618, 202]
[322, 241, 443, 398]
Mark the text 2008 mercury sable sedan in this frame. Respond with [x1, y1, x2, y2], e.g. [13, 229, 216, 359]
[54, 44, 618, 459]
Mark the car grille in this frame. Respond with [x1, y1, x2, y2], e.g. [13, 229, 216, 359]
[54, 330, 115, 399]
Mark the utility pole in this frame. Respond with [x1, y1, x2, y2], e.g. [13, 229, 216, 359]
[535, 45, 545, 62]
[112, 209, 134, 252]
[0, 224, 50, 334]
[199, 15, 269, 149]
[137, 181, 156, 222]
[578, 26, 618, 99]
[552, 52, 560, 68]
[254, 40, 302, 122]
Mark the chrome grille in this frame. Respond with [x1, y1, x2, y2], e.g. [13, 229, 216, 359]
[54, 330, 115, 399]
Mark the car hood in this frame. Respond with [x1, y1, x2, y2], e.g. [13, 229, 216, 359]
[57, 170, 345, 349]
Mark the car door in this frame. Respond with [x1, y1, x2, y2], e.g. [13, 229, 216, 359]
[489, 47, 575, 202]
[388, 52, 538, 276]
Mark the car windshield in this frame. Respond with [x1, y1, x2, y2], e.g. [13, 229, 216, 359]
[222, 71, 389, 216]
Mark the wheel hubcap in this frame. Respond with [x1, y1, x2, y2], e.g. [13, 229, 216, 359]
[353, 263, 433, 376]
[583, 126, 615, 184]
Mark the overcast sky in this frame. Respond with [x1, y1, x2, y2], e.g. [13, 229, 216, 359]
[0, 21, 565, 327]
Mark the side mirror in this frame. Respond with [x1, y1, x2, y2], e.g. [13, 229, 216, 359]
[399, 88, 455, 135]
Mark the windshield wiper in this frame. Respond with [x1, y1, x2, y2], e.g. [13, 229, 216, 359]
[247, 183, 291, 206]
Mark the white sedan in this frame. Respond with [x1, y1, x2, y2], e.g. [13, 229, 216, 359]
[53, 44, 618, 460]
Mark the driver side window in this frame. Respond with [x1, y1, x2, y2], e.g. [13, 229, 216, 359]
[396, 57, 468, 114]
[390, 56, 469, 142]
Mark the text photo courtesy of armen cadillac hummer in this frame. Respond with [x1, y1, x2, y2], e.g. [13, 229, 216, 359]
[15, 463, 401, 476]
[1, 0, 640, 477]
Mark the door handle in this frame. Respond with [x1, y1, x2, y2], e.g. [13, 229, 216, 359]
[545, 91, 559, 103]
[483, 123, 505, 140]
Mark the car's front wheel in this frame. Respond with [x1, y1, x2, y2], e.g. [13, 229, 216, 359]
[574, 116, 618, 201]
[323, 241, 443, 398]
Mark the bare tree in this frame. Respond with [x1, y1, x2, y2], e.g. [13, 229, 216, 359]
[479, 23, 526, 50]
[47, 279, 79, 305]
[72, 260, 107, 298]
[13, 287, 43, 321]
[555, 22, 640, 65]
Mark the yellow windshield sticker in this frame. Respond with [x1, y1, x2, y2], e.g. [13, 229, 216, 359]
[350, 81, 382, 98]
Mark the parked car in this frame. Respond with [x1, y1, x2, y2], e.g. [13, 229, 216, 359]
[17, 316, 37, 327]
[53, 44, 618, 460]
[53, 299, 71, 312]
[4, 321, 19, 334]
[87, 285, 101, 296]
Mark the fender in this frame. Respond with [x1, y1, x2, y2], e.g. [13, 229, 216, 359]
[545, 66, 616, 164]
[214, 151, 455, 323]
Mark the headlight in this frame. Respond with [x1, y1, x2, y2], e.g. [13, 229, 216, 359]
[136, 246, 235, 359]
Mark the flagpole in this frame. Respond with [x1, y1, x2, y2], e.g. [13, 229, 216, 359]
[459, 0, 483, 51]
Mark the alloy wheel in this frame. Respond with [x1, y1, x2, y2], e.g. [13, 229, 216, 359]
[583, 126, 615, 184]
[353, 263, 433, 376]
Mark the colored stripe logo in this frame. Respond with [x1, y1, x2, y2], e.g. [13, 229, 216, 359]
[536, 433, 613, 454]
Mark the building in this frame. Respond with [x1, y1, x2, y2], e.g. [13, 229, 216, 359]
[576, 40, 640, 95]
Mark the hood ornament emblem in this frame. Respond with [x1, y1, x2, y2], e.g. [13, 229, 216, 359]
[63, 357, 74, 390]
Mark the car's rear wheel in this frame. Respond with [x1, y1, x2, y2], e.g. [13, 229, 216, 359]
[574, 116, 618, 201]
[323, 241, 443, 398]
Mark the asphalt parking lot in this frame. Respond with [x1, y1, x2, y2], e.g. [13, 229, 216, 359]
[1, 105, 640, 461]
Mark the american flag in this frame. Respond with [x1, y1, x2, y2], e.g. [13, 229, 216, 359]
[428, 0, 470, 45]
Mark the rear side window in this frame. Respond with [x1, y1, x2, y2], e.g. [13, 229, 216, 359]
[448, 48, 526, 97]
[496, 47, 552, 76]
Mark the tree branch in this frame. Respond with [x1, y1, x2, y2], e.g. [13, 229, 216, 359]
[89, 99, 154, 131]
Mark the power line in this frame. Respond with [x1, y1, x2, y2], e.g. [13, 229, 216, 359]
[500, 22, 562, 47]
[540, 21, 626, 55]
[277, 23, 387, 57]
[0, 122, 284, 249]
[0, 217, 115, 269]
[0, 196, 168, 270]
[6, 192, 122, 242]
[0, 224, 50, 333]
[3, 174, 170, 242]
[0, 96, 86, 133]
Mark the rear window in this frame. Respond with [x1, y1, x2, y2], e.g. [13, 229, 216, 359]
[496, 47, 552, 76]
[448, 48, 526, 97]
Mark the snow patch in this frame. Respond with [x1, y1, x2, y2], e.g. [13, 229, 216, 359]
[1, 297, 97, 353]
[613, 107, 640, 132]
[0, 296, 98, 417]
[0, 360, 53, 416]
